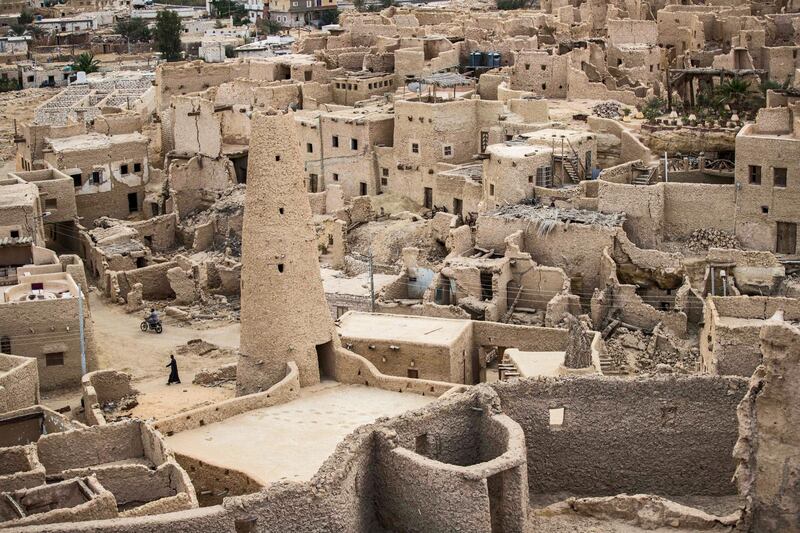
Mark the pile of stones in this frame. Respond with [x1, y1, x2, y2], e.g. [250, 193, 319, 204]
[687, 228, 740, 253]
[592, 101, 624, 118]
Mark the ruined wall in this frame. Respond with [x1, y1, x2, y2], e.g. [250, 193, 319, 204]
[736, 321, 800, 533]
[702, 296, 800, 376]
[494, 375, 749, 496]
[597, 181, 664, 249]
[238, 111, 338, 394]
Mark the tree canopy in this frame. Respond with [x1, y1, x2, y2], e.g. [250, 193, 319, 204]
[115, 17, 152, 43]
[154, 10, 183, 61]
[71, 52, 100, 74]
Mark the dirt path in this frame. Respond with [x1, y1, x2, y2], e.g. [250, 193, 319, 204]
[90, 291, 240, 381]
[42, 292, 241, 419]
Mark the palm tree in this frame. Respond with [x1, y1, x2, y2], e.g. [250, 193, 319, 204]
[715, 78, 750, 112]
[71, 52, 100, 74]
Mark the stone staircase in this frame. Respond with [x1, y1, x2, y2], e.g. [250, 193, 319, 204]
[497, 353, 521, 381]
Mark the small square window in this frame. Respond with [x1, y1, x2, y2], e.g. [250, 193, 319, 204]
[306, 143, 313, 153]
[45, 198, 57, 209]
[10, 230, 19, 238]
[332, 135, 339, 148]
[350, 138, 358, 150]
[45, 352, 64, 366]
[407, 368, 419, 379]
[774, 167, 787, 188]
[549, 407, 564, 428]
[120, 164, 129, 174]
[541, 64, 547, 70]
[336, 306, 348, 318]
[443, 145, 452, 157]
[489, 183, 495, 196]
[749, 165, 761, 185]
[411, 143, 419, 153]
[92, 171, 102, 184]
[333, 173, 339, 181]
[524, 63, 530, 70]
[761, 205, 769, 214]
[133, 162, 142, 173]
[71, 173, 82, 187]
[381, 177, 388, 186]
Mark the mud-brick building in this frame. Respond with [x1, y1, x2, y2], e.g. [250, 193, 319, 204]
[0, 177, 46, 246]
[296, 103, 394, 199]
[734, 105, 800, 254]
[9, 169, 79, 252]
[0, 266, 95, 391]
[43, 132, 150, 227]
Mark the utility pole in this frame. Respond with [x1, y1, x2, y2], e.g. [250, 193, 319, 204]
[78, 287, 87, 376]
[368, 250, 374, 312]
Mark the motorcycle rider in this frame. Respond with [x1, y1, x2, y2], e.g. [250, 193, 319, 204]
[147, 308, 160, 327]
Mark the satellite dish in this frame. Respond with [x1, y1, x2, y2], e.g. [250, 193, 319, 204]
[406, 82, 421, 92]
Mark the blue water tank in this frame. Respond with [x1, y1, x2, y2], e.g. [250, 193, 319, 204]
[469, 51, 482, 69]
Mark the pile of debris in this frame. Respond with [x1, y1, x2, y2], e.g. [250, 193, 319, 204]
[687, 228, 740, 253]
[591, 101, 624, 119]
[100, 395, 139, 422]
[193, 363, 237, 387]
[605, 326, 698, 374]
[489, 204, 625, 236]
[174, 339, 238, 359]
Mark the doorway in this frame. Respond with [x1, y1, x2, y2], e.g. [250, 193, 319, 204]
[423, 187, 433, 209]
[776, 222, 797, 254]
[487, 471, 505, 532]
[316, 340, 336, 381]
[127, 192, 139, 213]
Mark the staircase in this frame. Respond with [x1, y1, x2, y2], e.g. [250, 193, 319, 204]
[598, 353, 624, 375]
[497, 352, 521, 381]
[562, 155, 582, 183]
[632, 166, 657, 186]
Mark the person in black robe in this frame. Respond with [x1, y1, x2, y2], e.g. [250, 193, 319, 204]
[166, 355, 181, 385]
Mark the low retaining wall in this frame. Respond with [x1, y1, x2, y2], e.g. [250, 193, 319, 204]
[152, 362, 300, 436]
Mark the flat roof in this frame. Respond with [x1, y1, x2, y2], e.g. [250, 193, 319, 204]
[338, 311, 471, 346]
[506, 349, 565, 378]
[48, 132, 148, 152]
[321, 268, 397, 297]
[166, 381, 432, 484]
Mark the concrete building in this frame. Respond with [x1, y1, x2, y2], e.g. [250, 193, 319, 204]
[267, 0, 337, 28]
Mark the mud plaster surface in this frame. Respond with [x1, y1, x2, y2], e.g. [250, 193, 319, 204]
[166, 381, 433, 484]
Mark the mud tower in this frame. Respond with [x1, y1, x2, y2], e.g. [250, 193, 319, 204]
[237, 110, 338, 395]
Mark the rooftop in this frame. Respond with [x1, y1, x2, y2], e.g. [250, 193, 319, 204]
[47, 132, 148, 152]
[337, 311, 471, 346]
[166, 381, 432, 484]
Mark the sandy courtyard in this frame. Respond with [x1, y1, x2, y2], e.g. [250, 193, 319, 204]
[167, 381, 434, 484]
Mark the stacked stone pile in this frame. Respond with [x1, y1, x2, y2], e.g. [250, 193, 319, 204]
[687, 229, 740, 253]
[592, 101, 623, 118]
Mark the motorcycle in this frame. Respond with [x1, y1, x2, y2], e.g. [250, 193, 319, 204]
[140, 317, 163, 334]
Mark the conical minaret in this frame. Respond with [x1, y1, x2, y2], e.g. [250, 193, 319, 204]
[237, 110, 338, 395]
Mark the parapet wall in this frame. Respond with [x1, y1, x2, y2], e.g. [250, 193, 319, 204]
[493, 374, 748, 496]
[0, 354, 39, 415]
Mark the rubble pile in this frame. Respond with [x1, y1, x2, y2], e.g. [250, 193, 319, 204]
[687, 229, 740, 253]
[606, 326, 699, 373]
[100, 395, 139, 422]
[193, 363, 237, 387]
[591, 101, 624, 119]
[175, 339, 238, 359]
[636, 346, 698, 373]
